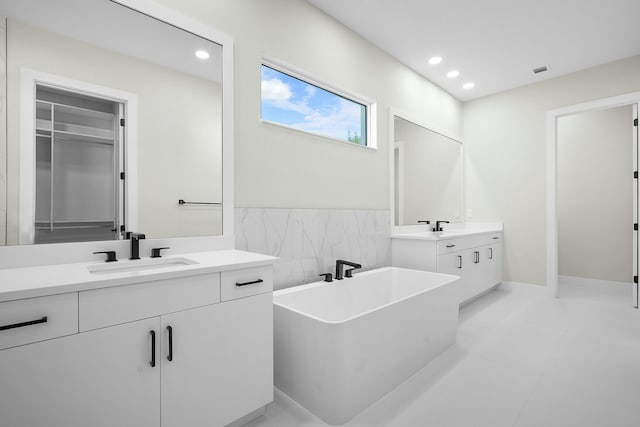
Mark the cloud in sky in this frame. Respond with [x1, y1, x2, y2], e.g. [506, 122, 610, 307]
[261, 66, 365, 143]
[295, 99, 363, 140]
[261, 77, 291, 102]
[261, 77, 312, 115]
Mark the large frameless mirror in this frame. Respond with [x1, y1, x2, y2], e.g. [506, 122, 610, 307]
[393, 115, 463, 226]
[0, 0, 224, 246]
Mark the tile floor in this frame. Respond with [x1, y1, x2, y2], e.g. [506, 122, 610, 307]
[246, 279, 640, 427]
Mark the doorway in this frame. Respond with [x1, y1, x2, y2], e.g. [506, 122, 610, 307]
[546, 92, 640, 307]
[19, 69, 138, 245]
[34, 85, 125, 244]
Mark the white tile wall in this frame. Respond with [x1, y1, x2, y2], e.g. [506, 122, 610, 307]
[235, 208, 390, 289]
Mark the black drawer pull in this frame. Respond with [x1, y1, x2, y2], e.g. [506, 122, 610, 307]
[492, 237, 500, 240]
[0, 316, 48, 331]
[446, 244, 456, 248]
[489, 248, 493, 259]
[235, 279, 264, 287]
[149, 330, 156, 368]
[167, 326, 173, 362]
[474, 251, 480, 264]
[457, 255, 463, 269]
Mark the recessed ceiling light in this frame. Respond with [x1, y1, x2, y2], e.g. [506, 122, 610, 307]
[463, 82, 475, 89]
[446, 70, 460, 78]
[195, 50, 210, 60]
[428, 56, 442, 65]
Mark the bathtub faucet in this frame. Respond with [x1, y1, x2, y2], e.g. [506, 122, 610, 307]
[335, 259, 362, 280]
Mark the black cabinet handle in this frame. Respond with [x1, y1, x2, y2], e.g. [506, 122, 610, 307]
[235, 279, 264, 287]
[474, 251, 480, 263]
[457, 255, 463, 269]
[489, 248, 493, 259]
[167, 326, 173, 362]
[446, 244, 456, 248]
[149, 330, 156, 367]
[0, 316, 48, 331]
[492, 237, 500, 240]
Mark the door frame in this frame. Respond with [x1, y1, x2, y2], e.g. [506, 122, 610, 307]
[394, 140, 405, 226]
[19, 68, 138, 244]
[546, 91, 640, 300]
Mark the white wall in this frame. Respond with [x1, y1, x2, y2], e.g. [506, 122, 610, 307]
[0, 18, 6, 245]
[5, 20, 222, 244]
[557, 106, 632, 282]
[463, 55, 640, 285]
[154, 0, 463, 210]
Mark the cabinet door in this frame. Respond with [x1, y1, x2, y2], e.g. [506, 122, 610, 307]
[468, 247, 488, 298]
[161, 293, 273, 427]
[486, 243, 503, 285]
[465, 245, 502, 300]
[0, 317, 160, 427]
[438, 250, 469, 302]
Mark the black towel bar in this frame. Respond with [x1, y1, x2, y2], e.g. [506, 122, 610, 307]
[178, 199, 222, 206]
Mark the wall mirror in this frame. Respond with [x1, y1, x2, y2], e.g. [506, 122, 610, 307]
[0, 0, 226, 246]
[392, 115, 463, 227]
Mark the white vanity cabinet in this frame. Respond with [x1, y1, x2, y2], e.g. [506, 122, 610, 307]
[0, 316, 161, 427]
[0, 260, 274, 427]
[160, 287, 273, 427]
[436, 236, 502, 303]
[392, 231, 502, 304]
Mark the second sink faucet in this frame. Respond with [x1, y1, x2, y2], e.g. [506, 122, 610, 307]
[126, 231, 146, 260]
[335, 259, 362, 280]
[434, 220, 450, 232]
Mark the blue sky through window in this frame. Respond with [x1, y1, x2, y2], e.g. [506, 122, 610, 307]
[261, 65, 366, 145]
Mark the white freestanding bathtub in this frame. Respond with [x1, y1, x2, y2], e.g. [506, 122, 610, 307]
[273, 267, 459, 425]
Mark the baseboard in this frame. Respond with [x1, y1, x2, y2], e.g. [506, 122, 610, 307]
[499, 281, 545, 289]
[558, 275, 631, 287]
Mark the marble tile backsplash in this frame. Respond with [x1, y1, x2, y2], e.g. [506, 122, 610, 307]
[235, 208, 391, 290]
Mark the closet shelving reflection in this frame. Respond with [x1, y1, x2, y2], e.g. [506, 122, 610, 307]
[34, 92, 120, 244]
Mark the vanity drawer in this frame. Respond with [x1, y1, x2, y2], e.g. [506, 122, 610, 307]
[0, 293, 78, 350]
[437, 232, 502, 254]
[221, 266, 273, 301]
[485, 233, 502, 244]
[79, 273, 220, 331]
[437, 239, 467, 254]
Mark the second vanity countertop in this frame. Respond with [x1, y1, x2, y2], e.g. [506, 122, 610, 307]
[0, 250, 278, 303]
[391, 222, 503, 241]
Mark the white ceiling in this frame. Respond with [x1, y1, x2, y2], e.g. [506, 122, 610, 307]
[0, 0, 222, 83]
[307, 0, 640, 102]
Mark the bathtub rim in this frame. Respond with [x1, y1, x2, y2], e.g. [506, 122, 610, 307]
[273, 266, 460, 325]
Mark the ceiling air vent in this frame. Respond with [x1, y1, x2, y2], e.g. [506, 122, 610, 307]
[533, 65, 548, 74]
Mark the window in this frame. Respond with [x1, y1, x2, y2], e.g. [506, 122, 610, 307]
[261, 64, 370, 146]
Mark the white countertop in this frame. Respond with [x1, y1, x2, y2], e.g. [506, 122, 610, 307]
[0, 250, 277, 303]
[391, 222, 503, 241]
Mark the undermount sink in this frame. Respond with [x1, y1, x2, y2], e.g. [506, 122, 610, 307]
[87, 257, 199, 275]
[434, 231, 465, 237]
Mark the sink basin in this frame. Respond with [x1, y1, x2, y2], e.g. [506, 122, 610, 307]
[87, 257, 199, 275]
[434, 231, 465, 237]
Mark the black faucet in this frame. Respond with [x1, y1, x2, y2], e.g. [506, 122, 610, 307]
[433, 220, 450, 232]
[126, 232, 146, 260]
[93, 251, 117, 262]
[335, 259, 362, 280]
[319, 273, 333, 283]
